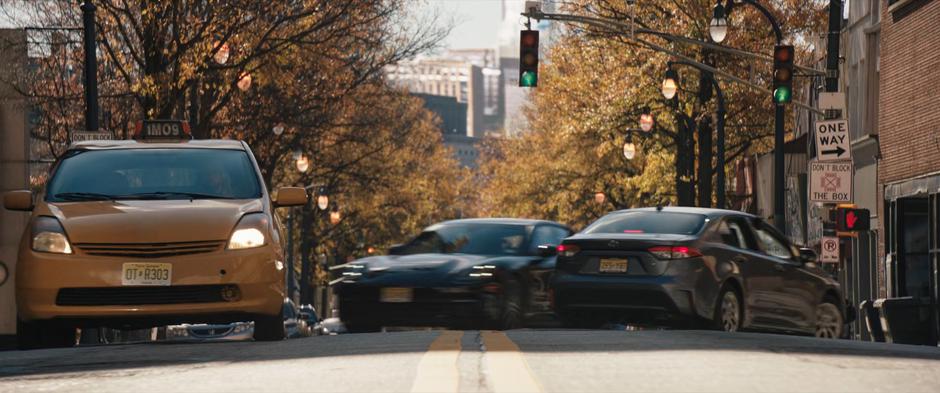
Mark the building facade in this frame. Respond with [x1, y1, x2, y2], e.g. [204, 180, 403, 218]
[877, 0, 940, 340]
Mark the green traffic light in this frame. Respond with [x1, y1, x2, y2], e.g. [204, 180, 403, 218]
[521, 71, 538, 87]
[773, 86, 791, 103]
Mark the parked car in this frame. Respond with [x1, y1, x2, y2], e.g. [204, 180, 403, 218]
[552, 207, 849, 338]
[298, 304, 326, 336]
[336, 218, 572, 332]
[165, 322, 254, 342]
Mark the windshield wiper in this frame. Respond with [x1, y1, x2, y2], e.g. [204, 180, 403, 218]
[116, 192, 234, 200]
[53, 192, 116, 201]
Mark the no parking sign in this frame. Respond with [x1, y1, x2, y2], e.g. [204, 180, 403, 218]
[820, 236, 839, 263]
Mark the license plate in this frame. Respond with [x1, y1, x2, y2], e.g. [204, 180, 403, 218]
[380, 287, 414, 303]
[122, 263, 172, 286]
[599, 258, 628, 273]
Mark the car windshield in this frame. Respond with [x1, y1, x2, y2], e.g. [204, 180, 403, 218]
[396, 223, 528, 256]
[583, 211, 707, 235]
[45, 149, 262, 202]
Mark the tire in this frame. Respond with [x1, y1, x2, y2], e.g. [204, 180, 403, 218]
[494, 277, 525, 330]
[814, 300, 844, 339]
[17, 318, 76, 350]
[253, 311, 286, 341]
[710, 286, 742, 332]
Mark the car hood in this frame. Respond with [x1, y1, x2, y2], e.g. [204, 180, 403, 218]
[342, 253, 511, 286]
[41, 199, 264, 243]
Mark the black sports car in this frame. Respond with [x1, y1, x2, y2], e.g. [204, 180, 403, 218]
[552, 207, 849, 338]
[336, 218, 571, 332]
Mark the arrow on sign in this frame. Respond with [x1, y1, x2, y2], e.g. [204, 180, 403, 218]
[821, 146, 846, 157]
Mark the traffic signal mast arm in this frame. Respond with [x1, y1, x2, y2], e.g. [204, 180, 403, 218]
[521, 9, 825, 116]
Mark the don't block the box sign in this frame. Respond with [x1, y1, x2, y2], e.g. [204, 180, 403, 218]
[810, 161, 853, 203]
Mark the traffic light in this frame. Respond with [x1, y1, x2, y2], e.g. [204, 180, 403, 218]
[772, 45, 794, 104]
[519, 30, 539, 87]
[836, 207, 870, 231]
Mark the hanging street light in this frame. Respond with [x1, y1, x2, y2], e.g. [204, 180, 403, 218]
[623, 141, 637, 160]
[709, 2, 729, 43]
[329, 209, 342, 225]
[639, 107, 654, 132]
[273, 124, 285, 136]
[295, 155, 310, 173]
[316, 186, 329, 211]
[213, 42, 231, 65]
[594, 192, 606, 205]
[237, 72, 252, 91]
[661, 68, 679, 100]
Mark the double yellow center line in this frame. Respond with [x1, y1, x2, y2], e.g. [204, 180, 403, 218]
[410, 331, 543, 393]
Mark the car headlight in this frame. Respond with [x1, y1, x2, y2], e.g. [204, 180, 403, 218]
[227, 213, 268, 250]
[31, 216, 72, 254]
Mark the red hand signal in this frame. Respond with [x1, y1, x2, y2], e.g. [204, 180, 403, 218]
[846, 211, 858, 229]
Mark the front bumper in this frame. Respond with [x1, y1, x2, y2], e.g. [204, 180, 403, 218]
[338, 285, 494, 328]
[15, 246, 284, 325]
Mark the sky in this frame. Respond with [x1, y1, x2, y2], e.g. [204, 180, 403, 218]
[417, 0, 503, 50]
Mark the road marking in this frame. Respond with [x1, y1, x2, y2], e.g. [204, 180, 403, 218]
[410, 330, 463, 393]
[481, 331, 543, 393]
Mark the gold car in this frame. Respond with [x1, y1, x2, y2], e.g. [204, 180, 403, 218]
[3, 138, 306, 349]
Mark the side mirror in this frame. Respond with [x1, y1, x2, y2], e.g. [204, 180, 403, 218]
[0, 261, 8, 286]
[274, 187, 307, 207]
[536, 244, 557, 257]
[799, 248, 818, 264]
[3, 190, 33, 211]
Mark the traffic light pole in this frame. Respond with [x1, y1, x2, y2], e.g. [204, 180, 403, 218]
[81, 1, 99, 132]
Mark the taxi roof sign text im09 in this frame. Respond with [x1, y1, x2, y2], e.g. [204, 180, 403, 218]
[133, 120, 192, 142]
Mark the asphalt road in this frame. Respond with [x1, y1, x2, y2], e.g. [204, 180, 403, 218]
[2, 329, 939, 393]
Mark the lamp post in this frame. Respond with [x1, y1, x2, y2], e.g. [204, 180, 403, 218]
[80, 1, 98, 132]
[664, 61, 728, 209]
[299, 184, 330, 304]
[709, 0, 786, 230]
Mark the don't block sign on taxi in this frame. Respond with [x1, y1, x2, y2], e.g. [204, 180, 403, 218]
[810, 161, 853, 203]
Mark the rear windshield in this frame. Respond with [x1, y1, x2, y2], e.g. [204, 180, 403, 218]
[582, 211, 707, 235]
[397, 223, 529, 256]
[46, 148, 262, 202]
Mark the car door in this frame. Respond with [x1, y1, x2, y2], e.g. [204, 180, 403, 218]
[715, 216, 782, 327]
[748, 219, 812, 331]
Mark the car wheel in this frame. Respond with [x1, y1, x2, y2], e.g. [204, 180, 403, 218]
[17, 318, 76, 350]
[711, 287, 742, 332]
[814, 301, 844, 339]
[253, 311, 286, 341]
[495, 277, 525, 330]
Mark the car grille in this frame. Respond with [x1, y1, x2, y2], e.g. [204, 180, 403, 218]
[74, 241, 226, 258]
[56, 285, 230, 306]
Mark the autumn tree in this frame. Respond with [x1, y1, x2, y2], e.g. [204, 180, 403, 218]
[478, 0, 827, 229]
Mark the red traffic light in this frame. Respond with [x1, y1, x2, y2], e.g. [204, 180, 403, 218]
[836, 208, 870, 231]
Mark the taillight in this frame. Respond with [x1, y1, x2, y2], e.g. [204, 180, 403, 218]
[557, 244, 580, 257]
[648, 246, 702, 259]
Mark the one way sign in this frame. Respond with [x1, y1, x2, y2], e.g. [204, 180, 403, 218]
[814, 119, 851, 161]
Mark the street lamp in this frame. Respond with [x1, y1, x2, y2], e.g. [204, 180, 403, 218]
[329, 207, 342, 225]
[594, 192, 606, 204]
[623, 141, 637, 160]
[661, 68, 679, 100]
[273, 124, 285, 136]
[709, 3, 729, 43]
[237, 72, 252, 91]
[316, 187, 329, 211]
[213, 42, 231, 65]
[295, 155, 310, 173]
[639, 107, 654, 132]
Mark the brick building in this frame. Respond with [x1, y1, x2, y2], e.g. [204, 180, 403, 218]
[876, 0, 940, 339]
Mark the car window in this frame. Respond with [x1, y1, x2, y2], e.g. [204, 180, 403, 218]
[528, 225, 570, 254]
[282, 303, 296, 318]
[398, 223, 529, 256]
[710, 221, 741, 248]
[751, 223, 794, 260]
[582, 211, 707, 235]
[46, 148, 262, 201]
